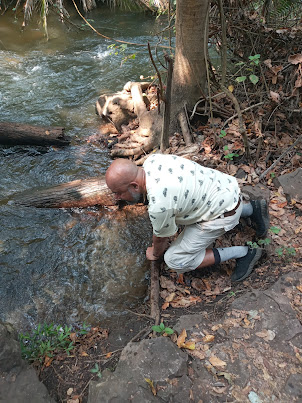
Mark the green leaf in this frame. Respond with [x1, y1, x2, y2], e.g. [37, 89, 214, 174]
[249, 54, 260, 61]
[219, 129, 227, 138]
[270, 226, 281, 234]
[223, 145, 229, 151]
[152, 325, 163, 333]
[249, 74, 259, 85]
[164, 327, 174, 334]
[235, 76, 247, 83]
[159, 323, 165, 330]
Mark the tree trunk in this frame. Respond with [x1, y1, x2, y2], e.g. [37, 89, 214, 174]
[12, 177, 116, 208]
[171, 0, 210, 125]
[0, 122, 70, 146]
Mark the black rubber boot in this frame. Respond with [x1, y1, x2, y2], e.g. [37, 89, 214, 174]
[250, 200, 269, 237]
[231, 247, 262, 282]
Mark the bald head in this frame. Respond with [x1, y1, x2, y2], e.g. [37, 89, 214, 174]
[105, 159, 146, 202]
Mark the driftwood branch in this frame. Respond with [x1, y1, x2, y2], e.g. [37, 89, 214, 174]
[150, 260, 160, 326]
[12, 177, 116, 208]
[0, 122, 69, 146]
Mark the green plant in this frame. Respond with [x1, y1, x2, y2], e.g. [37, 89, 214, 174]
[19, 323, 75, 363]
[219, 129, 227, 138]
[269, 226, 281, 234]
[223, 145, 239, 160]
[247, 238, 271, 249]
[90, 363, 102, 378]
[235, 54, 260, 85]
[152, 322, 174, 335]
[275, 246, 296, 258]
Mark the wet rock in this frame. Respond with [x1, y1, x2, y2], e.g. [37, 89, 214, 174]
[275, 168, 302, 201]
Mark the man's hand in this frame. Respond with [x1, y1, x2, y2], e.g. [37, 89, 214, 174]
[146, 246, 160, 261]
[146, 235, 169, 261]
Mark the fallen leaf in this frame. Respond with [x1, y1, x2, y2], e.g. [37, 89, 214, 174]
[297, 285, 302, 293]
[212, 385, 228, 394]
[80, 351, 89, 357]
[209, 355, 227, 368]
[191, 278, 205, 292]
[203, 334, 215, 343]
[288, 53, 302, 65]
[270, 91, 280, 103]
[190, 349, 206, 360]
[166, 292, 176, 302]
[44, 356, 53, 367]
[67, 388, 73, 396]
[162, 301, 170, 310]
[177, 329, 187, 348]
[255, 329, 276, 341]
[145, 378, 157, 396]
[182, 341, 196, 350]
[170, 295, 201, 308]
[160, 276, 176, 292]
[69, 332, 77, 343]
[106, 352, 113, 359]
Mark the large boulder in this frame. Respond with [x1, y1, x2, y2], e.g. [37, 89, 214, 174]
[88, 337, 189, 402]
[0, 321, 54, 403]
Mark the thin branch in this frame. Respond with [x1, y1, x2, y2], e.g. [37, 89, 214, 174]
[148, 42, 165, 102]
[217, 0, 227, 86]
[221, 84, 251, 160]
[259, 134, 302, 181]
[221, 101, 264, 128]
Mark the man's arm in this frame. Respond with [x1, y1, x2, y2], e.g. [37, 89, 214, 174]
[146, 234, 169, 261]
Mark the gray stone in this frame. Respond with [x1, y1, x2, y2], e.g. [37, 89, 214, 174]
[0, 367, 54, 403]
[0, 321, 54, 403]
[284, 374, 302, 399]
[242, 184, 270, 201]
[275, 168, 302, 201]
[88, 337, 188, 403]
[0, 321, 23, 373]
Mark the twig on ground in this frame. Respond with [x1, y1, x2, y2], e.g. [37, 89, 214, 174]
[150, 260, 161, 326]
[221, 84, 251, 160]
[259, 134, 302, 180]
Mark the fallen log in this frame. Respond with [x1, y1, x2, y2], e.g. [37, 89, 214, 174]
[12, 177, 117, 208]
[0, 122, 70, 146]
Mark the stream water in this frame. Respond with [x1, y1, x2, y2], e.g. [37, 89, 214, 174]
[0, 6, 165, 330]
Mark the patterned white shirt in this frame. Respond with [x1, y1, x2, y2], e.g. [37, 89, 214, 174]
[143, 154, 240, 237]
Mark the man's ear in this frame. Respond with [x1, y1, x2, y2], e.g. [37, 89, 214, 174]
[129, 181, 139, 190]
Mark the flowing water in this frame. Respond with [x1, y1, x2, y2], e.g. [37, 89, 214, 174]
[0, 6, 165, 329]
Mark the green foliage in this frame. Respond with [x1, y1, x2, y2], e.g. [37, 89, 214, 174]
[219, 129, 227, 138]
[269, 226, 281, 234]
[90, 363, 102, 378]
[223, 145, 239, 160]
[152, 322, 174, 335]
[107, 44, 136, 65]
[247, 238, 271, 249]
[275, 246, 296, 258]
[19, 323, 85, 363]
[235, 54, 260, 86]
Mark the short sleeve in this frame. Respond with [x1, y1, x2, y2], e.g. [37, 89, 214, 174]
[148, 208, 178, 237]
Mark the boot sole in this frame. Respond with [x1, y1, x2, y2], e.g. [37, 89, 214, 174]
[232, 248, 262, 282]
